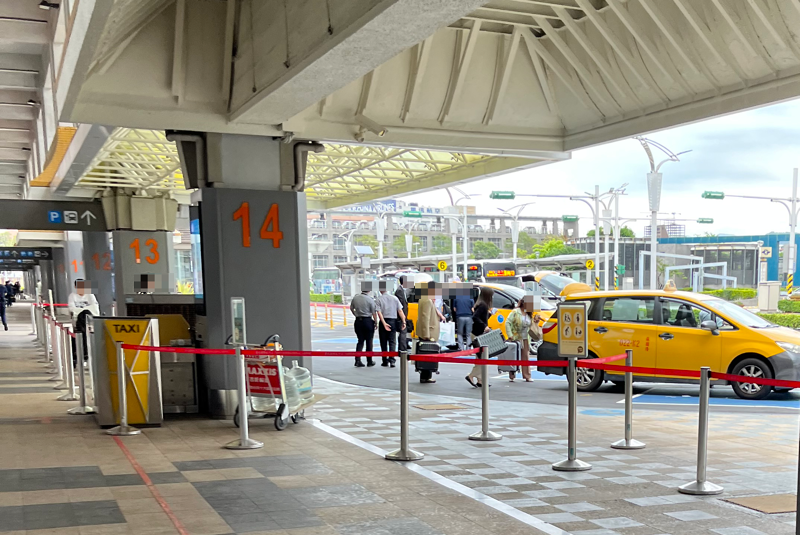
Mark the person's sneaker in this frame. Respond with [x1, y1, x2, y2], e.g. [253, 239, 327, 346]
[354, 361, 365, 368]
[367, 361, 376, 367]
[3, 325, 6, 331]
[381, 362, 389, 367]
[390, 363, 395, 368]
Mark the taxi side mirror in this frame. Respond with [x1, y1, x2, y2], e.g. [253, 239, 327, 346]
[700, 320, 719, 336]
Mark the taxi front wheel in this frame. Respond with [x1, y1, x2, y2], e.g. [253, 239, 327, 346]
[731, 358, 773, 400]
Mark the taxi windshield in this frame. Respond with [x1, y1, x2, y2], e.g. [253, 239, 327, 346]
[703, 298, 776, 328]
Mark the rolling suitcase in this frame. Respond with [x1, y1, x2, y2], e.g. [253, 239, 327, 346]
[496, 340, 521, 379]
[414, 340, 440, 383]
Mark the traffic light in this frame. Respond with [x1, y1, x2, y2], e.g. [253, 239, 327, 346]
[701, 191, 724, 200]
[615, 264, 626, 276]
[490, 191, 516, 200]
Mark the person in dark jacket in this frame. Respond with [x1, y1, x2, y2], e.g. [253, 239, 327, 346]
[0, 284, 7, 331]
[395, 276, 410, 351]
[466, 286, 493, 387]
[452, 282, 474, 350]
[4, 281, 12, 307]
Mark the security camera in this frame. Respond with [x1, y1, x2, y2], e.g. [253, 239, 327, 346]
[355, 114, 388, 137]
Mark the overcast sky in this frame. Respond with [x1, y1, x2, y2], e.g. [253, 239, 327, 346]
[400, 98, 800, 239]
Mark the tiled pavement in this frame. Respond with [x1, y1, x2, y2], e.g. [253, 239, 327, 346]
[1, 301, 798, 534]
[0, 304, 565, 535]
[309, 377, 799, 535]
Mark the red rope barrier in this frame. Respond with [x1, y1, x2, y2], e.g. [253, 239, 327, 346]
[243, 349, 397, 357]
[409, 355, 570, 368]
[120, 344, 235, 355]
[711, 371, 800, 390]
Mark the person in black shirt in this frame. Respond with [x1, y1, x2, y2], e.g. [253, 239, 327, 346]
[395, 276, 410, 352]
[0, 285, 6, 330]
[466, 286, 493, 387]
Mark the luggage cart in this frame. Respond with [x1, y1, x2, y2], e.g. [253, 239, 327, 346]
[230, 335, 310, 431]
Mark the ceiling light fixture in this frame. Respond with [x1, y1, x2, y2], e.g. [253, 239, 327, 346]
[27, 99, 37, 106]
[39, 1, 60, 10]
[355, 114, 388, 137]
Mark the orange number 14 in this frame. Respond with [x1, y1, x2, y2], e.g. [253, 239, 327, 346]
[233, 202, 282, 248]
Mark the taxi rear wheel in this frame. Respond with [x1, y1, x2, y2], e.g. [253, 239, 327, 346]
[567, 356, 603, 392]
[730, 358, 773, 400]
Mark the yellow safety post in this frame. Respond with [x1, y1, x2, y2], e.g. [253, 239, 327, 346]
[788, 273, 794, 296]
[314, 303, 318, 319]
[330, 307, 334, 329]
[614, 276, 618, 291]
[324, 304, 328, 321]
[343, 306, 347, 327]
[595, 276, 600, 291]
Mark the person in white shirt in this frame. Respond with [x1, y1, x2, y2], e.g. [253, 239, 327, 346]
[68, 279, 100, 320]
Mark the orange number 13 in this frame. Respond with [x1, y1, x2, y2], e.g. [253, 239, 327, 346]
[129, 238, 160, 264]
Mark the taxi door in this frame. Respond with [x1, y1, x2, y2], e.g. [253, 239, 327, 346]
[593, 296, 659, 379]
[656, 298, 721, 375]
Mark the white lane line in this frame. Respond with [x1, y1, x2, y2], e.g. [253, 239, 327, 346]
[310, 420, 570, 535]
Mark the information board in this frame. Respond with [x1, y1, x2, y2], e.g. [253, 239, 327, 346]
[557, 302, 588, 358]
[0, 200, 105, 231]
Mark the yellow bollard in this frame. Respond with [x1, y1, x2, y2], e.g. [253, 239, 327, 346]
[314, 303, 318, 319]
[324, 304, 328, 320]
[330, 306, 334, 329]
[343, 306, 347, 327]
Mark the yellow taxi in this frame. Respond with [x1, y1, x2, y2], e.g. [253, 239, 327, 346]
[525, 271, 592, 298]
[406, 282, 556, 339]
[537, 286, 800, 400]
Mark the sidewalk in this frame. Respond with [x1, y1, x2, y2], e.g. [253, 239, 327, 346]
[0, 304, 560, 535]
[308, 375, 798, 535]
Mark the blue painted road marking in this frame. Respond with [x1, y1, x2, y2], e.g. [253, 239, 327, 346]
[631, 393, 800, 409]
[48, 211, 61, 223]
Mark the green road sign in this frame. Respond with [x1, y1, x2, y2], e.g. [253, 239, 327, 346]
[490, 191, 516, 200]
[616, 264, 626, 276]
[697, 218, 714, 224]
[402, 211, 422, 218]
[561, 215, 579, 222]
[701, 191, 724, 200]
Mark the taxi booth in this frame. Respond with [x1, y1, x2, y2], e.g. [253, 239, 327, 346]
[88, 316, 164, 427]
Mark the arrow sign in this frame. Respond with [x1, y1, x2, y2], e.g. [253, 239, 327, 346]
[81, 211, 97, 225]
[10, 251, 17, 257]
[42, 251, 49, 258]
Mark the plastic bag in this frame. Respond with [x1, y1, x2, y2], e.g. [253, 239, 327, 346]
[439, 322, 456, 345]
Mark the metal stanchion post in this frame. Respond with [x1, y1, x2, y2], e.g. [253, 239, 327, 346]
[68, 334, 95, 415]
[679, 367, 722, 495]
[386, 351, 424, 461]
[57, 328, 79, 401]
[107, 341, 141, 436]
[469, 346, 502, 441]
[44, 317, 56, 366]
[51, 323, 67, 388]
[553, 357, 592, 471]
[611, 349, 645, 450]
[226, 347, 263, 449]
[30, 304, 37, 336]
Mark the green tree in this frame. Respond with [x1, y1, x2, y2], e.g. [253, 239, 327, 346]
[391, 235, 421, 256]
[472, 241, 501, 260]
[431, 234, 461, 255]
[353, 234, 378, 250]
[0, 231, 15, 246]
[620, 226, 635, 238]
[529, 238, 584, 259]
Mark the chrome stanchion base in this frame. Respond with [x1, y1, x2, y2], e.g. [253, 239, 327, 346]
[57, 392, 80, 401]
[469, 430, 503, 441]
[611, 438, 646, 450]
[67, 406, 96, 415]
[385, 448, 424, 461]
[106, 425, 141, 436]
[678, 480, 723, 495]
[225, 438, 263, 450]
[552, 458, 592, 472]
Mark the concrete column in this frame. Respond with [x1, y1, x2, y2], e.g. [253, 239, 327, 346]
[192, 133, 312, 417]
[82, 231, 114, 316]
[51, 247, 71, 304]
[111, 230, 174, 315]
[64, 231, 86, 289]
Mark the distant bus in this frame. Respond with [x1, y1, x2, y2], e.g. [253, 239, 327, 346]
[458, 260, 519, 287]
[312, 267, 342, 294]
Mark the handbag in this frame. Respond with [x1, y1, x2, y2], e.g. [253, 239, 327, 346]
[439, 322, 456, 345]
[406, 318, 414, 333]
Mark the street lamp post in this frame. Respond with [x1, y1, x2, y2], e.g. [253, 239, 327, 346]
[498, 202, 535, 260]
[442, 215, 463, 281]
[338, 229, 359, 298]
[702, 168, 799, 294]
[447, 187, 476, 280]
[636, 137, 690, 290]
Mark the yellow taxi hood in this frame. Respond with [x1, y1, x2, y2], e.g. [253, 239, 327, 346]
[562, 282, 592, 296]
[752, 325, 800, 345]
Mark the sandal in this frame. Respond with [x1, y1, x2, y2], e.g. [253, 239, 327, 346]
[465, 376, 476, 388]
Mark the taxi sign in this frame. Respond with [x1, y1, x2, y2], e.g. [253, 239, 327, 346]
[557, 302, 587, 358]
[760, 247, 772, 259]
[437, 260, 448, 271]
[585, 259, 595, 270]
